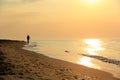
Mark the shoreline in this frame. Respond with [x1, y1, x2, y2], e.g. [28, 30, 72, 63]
[0, 40, 119, 80]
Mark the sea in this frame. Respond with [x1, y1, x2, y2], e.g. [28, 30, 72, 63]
[23, 39, 120, 78]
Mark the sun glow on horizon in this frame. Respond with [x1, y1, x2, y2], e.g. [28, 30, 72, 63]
[81, 0, 101, 5]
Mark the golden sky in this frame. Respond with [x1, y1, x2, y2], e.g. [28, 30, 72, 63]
[0, 0, 120, 40]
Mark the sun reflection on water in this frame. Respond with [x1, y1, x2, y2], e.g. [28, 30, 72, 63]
[77, 39, 105, 69]
[84, 39, 104, 55]
[77, 57, 94, 67]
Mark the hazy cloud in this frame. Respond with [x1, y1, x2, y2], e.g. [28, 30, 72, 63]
[0, 0, 120, 39]
[22, 0, 40, 2]
[0, 0, 41, 6]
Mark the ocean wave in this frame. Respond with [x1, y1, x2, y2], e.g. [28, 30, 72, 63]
[81, 54, 120, 66]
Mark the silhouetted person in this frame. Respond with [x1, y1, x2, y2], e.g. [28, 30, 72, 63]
[27, 35, 30, 43]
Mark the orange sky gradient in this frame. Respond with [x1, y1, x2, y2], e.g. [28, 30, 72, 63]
[0, 0, 120, 40]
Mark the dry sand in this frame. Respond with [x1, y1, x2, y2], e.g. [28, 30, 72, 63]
[0, 40, 119, 80]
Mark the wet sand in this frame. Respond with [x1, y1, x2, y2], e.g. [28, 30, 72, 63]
[0, 40, 119, 80]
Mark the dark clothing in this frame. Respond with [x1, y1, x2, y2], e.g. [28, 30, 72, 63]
[27, 35, 30, 43]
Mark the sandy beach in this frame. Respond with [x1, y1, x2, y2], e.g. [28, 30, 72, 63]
[0, 40, 119, 80]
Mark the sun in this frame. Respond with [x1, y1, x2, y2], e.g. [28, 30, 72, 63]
[82, 0, 101, 4]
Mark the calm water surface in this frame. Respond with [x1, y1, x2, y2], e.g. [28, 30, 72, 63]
[24, 39, 120, 78]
